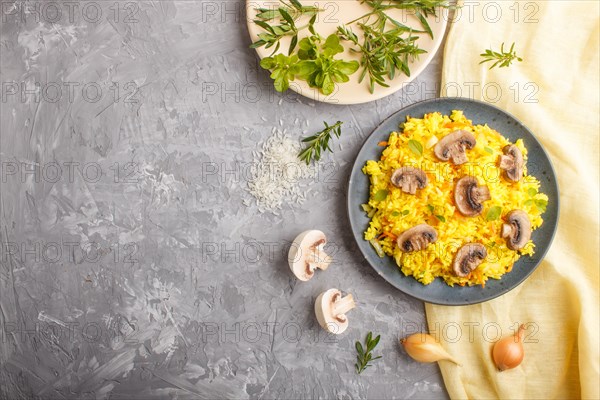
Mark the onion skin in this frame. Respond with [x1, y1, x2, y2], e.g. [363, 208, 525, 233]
[492, 324, 525, 371]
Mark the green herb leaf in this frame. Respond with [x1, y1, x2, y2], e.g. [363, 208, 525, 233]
[356, 341, 364, 356]
[260, 54, 300, 93]
[288, 34, 298, 55]
[486, 206, 502, 221]
[374, 189, 389, 201]
[527, 187, 538, 197]
[402, 210, 410, 216]
[427, 204, 434, 213]
[435, 215, 446, 223]
[391, 211, 400, 217]
[535, 198, 548, 213]
[355, 331, 382, 374]
[408, 139, 423, 157]
[484, 146, 494, 154]
[278, 8, 295, 30]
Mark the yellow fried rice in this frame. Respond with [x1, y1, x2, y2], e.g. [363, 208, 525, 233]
[362, 110, 548, 287]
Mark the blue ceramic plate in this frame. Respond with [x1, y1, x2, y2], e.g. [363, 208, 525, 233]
[347, 98, 559, 305]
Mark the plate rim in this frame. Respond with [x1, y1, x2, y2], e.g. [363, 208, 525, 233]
[245, 0, 449, 105]
[346, 97, 561, 305]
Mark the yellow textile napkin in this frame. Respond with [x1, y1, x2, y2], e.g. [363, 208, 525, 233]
[425, 2, 600, 399]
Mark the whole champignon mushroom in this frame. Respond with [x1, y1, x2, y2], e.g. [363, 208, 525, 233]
[434, 130, 477, 165]
[315, 289, 355, 334]
[396, 224, 438, 253]
[288, 230, 331, 281]
[453, 243, 487, 277]
[390, 166, 429, 194]
[454, 176, 491, 217]
[501, 210, 532, 250]
[498, 145, 524, 182]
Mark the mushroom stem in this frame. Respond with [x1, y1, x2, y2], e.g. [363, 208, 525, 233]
[308, 251, 331, 271]
[332, 294, 356, 317]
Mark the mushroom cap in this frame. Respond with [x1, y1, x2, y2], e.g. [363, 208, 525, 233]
[502, 210, 532, 250]
[314, 289, 354, 334]
[498, 145, 524, 182]
[434, 130, 477, 165]
[390, 166, 429, 194]
[453, 243, 487, 277]
[454, 176, 491, 217]
[288, 230, 329, 281]
[397, 224, 438, 253]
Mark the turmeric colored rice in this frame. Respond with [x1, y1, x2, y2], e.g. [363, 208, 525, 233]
[362, 110, 548, 287]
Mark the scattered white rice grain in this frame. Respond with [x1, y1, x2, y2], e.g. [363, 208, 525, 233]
[246, 127, 317, 213]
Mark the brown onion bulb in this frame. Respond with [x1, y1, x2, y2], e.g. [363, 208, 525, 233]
[492, 324, 525, 371]
[401, 333, 461, 365]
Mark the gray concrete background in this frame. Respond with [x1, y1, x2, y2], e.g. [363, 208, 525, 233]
[0, 1, 449, 398]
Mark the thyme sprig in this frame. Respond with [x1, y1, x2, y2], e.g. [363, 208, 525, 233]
[355, 331, 382, 374]
[480, 42, 523, 69]
[298, 121, 343, 165]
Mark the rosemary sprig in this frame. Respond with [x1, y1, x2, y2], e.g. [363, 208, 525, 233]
[250, 0, 321, 55]
[479, 42, 523, 69]
[355, 331, 382, 374]
[298, 121, 343, 165]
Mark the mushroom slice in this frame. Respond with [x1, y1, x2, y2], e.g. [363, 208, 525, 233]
[315, 289, 355, 334]
[390, 166, 429, 194]
[502, 210, 532, 250]
[396, 224, 438, 253]
[434, 130, 477, 165]
[454, 176, 491, 217]
[288, 230, 331, 281]
[498, 145, 524, 182]
[453, 243, 487, 277]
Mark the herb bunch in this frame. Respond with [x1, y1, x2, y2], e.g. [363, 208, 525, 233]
[250, 0, 321, 55]
[251, 0, 454, 94]
[298, 121, 343, 165]
[259, 34, 359, 94]
[480, 42, 523, 69]
[338, 24, 425, 93]
[337, 0, 452, 93]
[355, 331, 382, 374]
